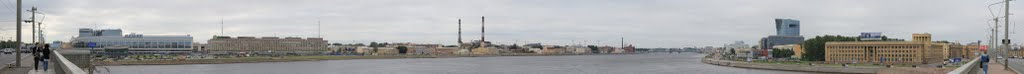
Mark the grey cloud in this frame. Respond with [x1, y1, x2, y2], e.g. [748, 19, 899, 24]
[0, 0, 1012, 48]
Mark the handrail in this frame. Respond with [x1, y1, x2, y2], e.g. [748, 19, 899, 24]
[52, 50, 88, 74]
[948, 57, 982, 74]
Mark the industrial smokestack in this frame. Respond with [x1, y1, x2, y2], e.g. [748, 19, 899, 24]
[481, 16, 486, 47]
[458, 19, 462, 45]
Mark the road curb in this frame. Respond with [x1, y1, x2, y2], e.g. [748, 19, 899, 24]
[0, 61, 12, 70]
[1004, 59, 1022, 74]
[1009, 65, 1022, 74]
[700, 58, 880, 74]
[0, 55, 28, 71]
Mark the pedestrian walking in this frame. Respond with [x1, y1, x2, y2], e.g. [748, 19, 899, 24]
[981, 53, 990, 74]
[41, 44, 50, 71]
[31, 43, 39, 70]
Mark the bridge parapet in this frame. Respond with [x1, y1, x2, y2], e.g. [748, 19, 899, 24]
[948, 57, 982, 74]
[51, 50, 89, 74]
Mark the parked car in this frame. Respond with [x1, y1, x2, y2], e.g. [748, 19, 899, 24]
[2, 48, 12, 54]
[20, 48, 30, 53]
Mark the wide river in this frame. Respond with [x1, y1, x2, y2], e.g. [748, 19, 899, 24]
[99, 53, 817, 74]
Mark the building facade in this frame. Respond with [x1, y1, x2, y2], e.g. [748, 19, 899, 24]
[206, 36, 328, 55]
[70, 28, 193, 54]
[825, 33, 946, 65]
[758, 35, 804, 56]
[759, 36, 804, 49]
[775, 19, 800, 36]
[964, 44, 980, 58]
[772, 44, 803, 58]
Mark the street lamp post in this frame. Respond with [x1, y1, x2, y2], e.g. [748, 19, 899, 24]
[1003, 0, 1012, 70]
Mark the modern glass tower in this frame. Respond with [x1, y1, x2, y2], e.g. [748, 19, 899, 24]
[775, 19, 800, 36]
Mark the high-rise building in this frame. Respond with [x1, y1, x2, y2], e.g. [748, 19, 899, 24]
[756, 18, 804, 58]
[775, 19, 800, 36]
[78, 28, 93, 37]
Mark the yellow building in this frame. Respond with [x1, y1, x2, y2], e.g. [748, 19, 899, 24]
[772, 44, 803, 58]
[825, 33, 948, 65]
[964, 44, 981, 58]
[207, 36, 329, 54]
[1011, 46, 1024, 57]
[472, 47, 499, 55]
[946, 43, 983, 59]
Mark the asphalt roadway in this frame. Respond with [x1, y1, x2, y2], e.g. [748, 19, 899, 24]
[0, 52, 24, 66]
[1006, 58, 1024, 74]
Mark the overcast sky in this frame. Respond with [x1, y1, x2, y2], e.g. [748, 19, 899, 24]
[0, 0, 1019, 48]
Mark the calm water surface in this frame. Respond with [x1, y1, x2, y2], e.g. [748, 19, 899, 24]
[99, 53, 816, 74]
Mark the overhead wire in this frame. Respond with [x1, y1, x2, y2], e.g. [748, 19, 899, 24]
[0, 0, 14, 12]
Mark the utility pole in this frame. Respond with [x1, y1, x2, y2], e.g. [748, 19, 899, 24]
[14, 0, 21, 66]
[1004, 0, 1012, 70]
[28, 7, 34, 44]
[38, 14, 44, 43]
[994, 18, 1000, 54]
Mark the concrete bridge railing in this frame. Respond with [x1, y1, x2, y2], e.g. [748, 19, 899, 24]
[51, 50, 88, 74]
[948, 57, 982, 74]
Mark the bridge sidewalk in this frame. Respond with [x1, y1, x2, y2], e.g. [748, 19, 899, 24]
[0, 55, 54, 74]
[981, 62, 1016, 74]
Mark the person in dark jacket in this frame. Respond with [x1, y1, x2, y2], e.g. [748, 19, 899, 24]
[31, 43, 39, 70]
[981, 54, 989, 74]
[41, 44, 50, 71]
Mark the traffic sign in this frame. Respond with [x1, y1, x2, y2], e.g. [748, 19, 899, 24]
[1003, 39, 1011, 44]
[87, 42, 97, 48]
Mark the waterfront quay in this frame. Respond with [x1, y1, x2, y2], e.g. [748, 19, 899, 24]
[98, 53, 814, 74]
[703, 53, 1018, 74]
[94, 53, 638, 66]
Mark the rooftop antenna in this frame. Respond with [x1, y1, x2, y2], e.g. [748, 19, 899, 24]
[317, 17, 321, 37]
[220, 17, 225, 36]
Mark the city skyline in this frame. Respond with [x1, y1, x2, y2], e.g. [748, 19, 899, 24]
[0, 0, 1016, 48]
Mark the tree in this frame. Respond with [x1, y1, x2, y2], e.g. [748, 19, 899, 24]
[771, 49, 794, 58]
[396, 46, 408, 54]
[369, 42, 379, 54]
[588, 45, 599, 53]
[802, 35, 858, 61]
[729, 48, 736, 55]
[880, 36, 905, 41]
[331, 43, 343, 46]
[509, 44, 520, 49]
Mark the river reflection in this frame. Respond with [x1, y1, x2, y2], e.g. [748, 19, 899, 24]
[100, 53, 817, 74]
